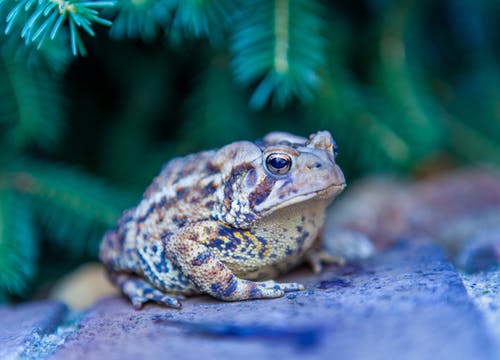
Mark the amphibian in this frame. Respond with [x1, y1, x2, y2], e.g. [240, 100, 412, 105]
[99, 131, 346, 308]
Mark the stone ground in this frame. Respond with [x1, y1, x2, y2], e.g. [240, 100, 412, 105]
[1, 240, 498, 360]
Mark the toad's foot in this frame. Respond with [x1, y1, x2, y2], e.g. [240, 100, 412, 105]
[259, 280, 305, 292]
[306, 250, 346, 274]
[111, 273, 182, 309]
[223, 279, 304, 301]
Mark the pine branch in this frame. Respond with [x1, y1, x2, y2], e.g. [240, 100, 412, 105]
[0, 189, 37, 295]
[307, 1, 443, 175]
[0, 58, 65, 151]
[375, 1, 442, 157]
[108, 0, 175, 42]
[180, 55, 257, 150]
[230, 0, 326, 109]
[108, 0, 230, 44]
[446, 116, 500, 164]
[0, 1, 71, 73]
[4, 0, 115, 56]
[168, 0, 230, 44]
[0, 158, 134, 295]
[7, 160, 136, 255]
[305, 21, 434, 174]
[310, 69, 415, 174]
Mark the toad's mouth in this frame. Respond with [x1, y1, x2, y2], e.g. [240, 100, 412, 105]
[316, 181, 347, 197]
[256, 182, 346, 216]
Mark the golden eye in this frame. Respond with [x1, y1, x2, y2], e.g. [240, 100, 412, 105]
[265, 153, 292, 175]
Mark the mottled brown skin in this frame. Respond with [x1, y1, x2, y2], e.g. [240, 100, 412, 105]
[99, 131, 346, 308]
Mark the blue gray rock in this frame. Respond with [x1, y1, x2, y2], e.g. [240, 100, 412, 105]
[50, 240, 497, 360]
[461, 268, 500, 354]
[0, 301, 67, 359]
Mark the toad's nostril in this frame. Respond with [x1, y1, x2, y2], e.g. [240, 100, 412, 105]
[306, 162, 322, 170]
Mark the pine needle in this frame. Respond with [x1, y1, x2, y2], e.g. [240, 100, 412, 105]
[231, 0, 326, 109]
[0, 59, 64, 151]
[108, 0, 175, 42]
[168, 0, 230, 44]
[5, 0, 115, 56]
[0, 189, 37, 295]
[7, 160, 136, 255]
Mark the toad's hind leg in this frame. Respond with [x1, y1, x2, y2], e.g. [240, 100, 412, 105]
[99, 229, 136, 272]
[100, 228, 187, 309]
[109, 272, 182, 309]
[136, 240, 199, 296]
[165, 222, 304, 301]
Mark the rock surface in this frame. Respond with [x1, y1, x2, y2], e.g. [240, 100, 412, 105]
[461, 270, 500, 348]
[0, 241, 498, 360]
[0, 301, 67, 359]
[324, 167, 500, 271]
[47, 240, 495, 360]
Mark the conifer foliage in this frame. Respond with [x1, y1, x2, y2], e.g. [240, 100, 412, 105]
[4, 0, 114, 55]
[0, 1, 499, 300]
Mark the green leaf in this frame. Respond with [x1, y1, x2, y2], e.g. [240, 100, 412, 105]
[0, 189, 37, 295]
[230, 0, 326, 109]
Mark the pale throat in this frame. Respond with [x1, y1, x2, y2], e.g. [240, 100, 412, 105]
[251, 198, 330, 246]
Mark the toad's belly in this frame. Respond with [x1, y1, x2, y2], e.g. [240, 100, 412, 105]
[223, 200, 329, 280]
[227, 252, 307, 281]
[215, 224, 321, 281]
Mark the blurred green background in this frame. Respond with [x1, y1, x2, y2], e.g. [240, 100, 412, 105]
[0, 0, 499, 301]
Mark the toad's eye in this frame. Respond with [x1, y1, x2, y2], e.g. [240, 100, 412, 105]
[265, 153, 292, 175]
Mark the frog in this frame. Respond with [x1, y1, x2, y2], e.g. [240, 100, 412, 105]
[99, 130, 346, 308]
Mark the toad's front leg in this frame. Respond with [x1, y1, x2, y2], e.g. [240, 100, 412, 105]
[165, 222, 304, 301]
